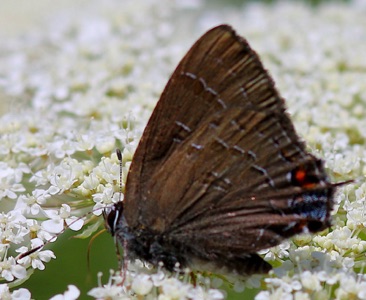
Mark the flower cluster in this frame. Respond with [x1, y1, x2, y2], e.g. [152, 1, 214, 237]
[86, 265, 224, 300]
[1, 0, 366, 299]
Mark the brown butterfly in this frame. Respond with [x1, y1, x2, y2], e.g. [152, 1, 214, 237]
[105, 24, 343, 275]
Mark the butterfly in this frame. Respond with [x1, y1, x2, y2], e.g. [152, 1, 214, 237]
[105, 24, 341, 275]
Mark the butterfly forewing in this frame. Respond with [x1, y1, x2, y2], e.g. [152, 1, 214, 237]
[122, 25, 334, 273]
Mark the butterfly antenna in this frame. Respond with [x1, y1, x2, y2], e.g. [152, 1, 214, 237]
[115, 148, 128, 284]
[332, 179, 354, 187]
[116, 148, 123, 201]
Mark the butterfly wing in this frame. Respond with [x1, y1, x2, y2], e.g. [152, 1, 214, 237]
[124, 24, 334, 254]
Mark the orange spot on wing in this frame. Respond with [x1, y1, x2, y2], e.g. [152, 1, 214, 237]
[294, 168, 317, 188]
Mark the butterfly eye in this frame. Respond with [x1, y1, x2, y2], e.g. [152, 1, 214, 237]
[104, 202, 124, 236]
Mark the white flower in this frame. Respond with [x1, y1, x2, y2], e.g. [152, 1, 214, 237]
[255, 290, 271, 300]
[26, 219, 55, 242]
[15, 189, 50, 215]
[0, 162, 26, 199]
[0, 257, 27, 281]
[293, 291, 310, 300]
[48, 140, 77, 159]
[50, 285, 80, 300]
[328, 227, 361, 253]
[0, 284, 31, 300]
[160, 278, 190, 298]
[48, 158, 82, 194]
[335, 273, 366, 300]
[76, 134, 95, 151]
[82, 173, 100, 190]
[11, 288, 32, 300]
[255, 288, 292, 300]
[88, 272, 124, 299]
[95, 136, 116, 154]
[316, 270, 339, 285]
[93, 156, 121, 185]
[131, 274, 153, 296]
[346, 184, 366, 229]
[42, 204, 84, 234]
[264, 277, 297, 294]
[187, 285, 224, 300]
[0, 210, 29, 245]
[92, 187, 121, 208]
[300, 271, 321, 292]
[16, 238, 56, 271]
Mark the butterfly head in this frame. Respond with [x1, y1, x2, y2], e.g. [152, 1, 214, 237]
[103, 202, 124, 237]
